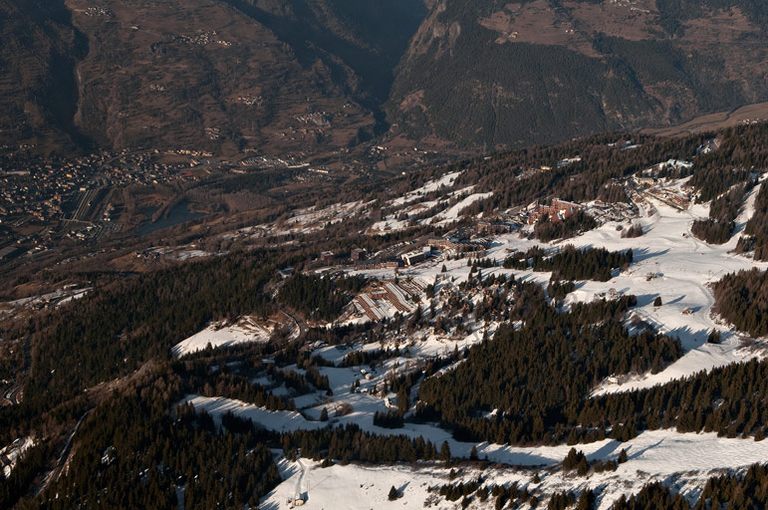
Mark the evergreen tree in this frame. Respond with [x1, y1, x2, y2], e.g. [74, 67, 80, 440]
[440, 441, 452, 462]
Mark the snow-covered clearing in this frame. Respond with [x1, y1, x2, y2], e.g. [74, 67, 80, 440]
[261, 429, 768, 510]
[287, 201, 367, 229]
[432, 192, 493, 225]
[563, 197, 768, 394]
[172, 315, 296, 358]
[231, 200, 373, 238]
[371, 175, 491, 233]
[185, 395, 326, 433]
[390, 171, 462, 207]
[1, 437, 35, 478]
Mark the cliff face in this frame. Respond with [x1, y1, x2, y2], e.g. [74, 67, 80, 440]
[387, 0, 768, 150]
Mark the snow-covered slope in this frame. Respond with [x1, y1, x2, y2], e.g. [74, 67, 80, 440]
[171, 315, 296, 358]
[263, 428, 768, 510]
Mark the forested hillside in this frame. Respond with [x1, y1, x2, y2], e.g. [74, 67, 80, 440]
[7, 113, 768, 508]
[0, 0, 426, 156]
[389, 0, 768, 150]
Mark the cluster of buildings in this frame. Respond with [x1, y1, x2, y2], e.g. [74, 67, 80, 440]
[525, 198, 582, 225]
[585, 200, 638, 224]
[631, 176, 692, 211]
[400, 246, 432, 266]
[0, 149, 204, 260]
[340, 279, 424, 323]
[0, 150, 193, 224]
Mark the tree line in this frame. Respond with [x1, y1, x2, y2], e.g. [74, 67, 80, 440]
[504, 245, 633, 282]
[737, 180, 768, 260]
[278, 273, 366, 322]
[692, 181, 752, 244]
[712, 268, 768, 337]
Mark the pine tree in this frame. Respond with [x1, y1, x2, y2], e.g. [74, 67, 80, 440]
[576, 489, 595, 510]
[440, 441, 452, 462]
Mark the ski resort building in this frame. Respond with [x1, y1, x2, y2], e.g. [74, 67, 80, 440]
[526, 198, 581, 224]
[401, 246, 432, 266]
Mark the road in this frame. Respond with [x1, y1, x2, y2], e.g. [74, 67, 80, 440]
[37, 409, 93, 495]
[2, 383, 22, 406]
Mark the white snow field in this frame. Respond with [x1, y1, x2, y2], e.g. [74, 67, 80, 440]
[390, 171, 463, 207]
[564, 195, 768, 395]
[261, 429, 768, 510]
[432, 192, 493, 226]
[184, 395, 327, 433]
[370, 171, 494, 234]
[172, 315, 297, 358]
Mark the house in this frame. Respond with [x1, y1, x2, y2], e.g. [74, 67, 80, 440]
[427, 238, 458, 253]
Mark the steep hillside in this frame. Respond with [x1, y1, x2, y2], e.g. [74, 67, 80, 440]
[6, 0, 768, 158]
[388, 0, 768, 150]
[0, 0, 425, 157]
[66, 0, 425, 156]
[0, 0, 90, 154]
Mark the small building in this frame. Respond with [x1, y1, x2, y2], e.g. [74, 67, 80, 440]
[401, 246, 432, 266]
[350, 248, 366, 262]
[320, 251, 334, 264]
[635, 176, 657, 187]
[277, 267, 294, 279]
[427, 238, 458, 253]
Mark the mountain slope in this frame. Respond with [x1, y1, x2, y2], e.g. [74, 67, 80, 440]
[0, 0, 90, 153]
[5, 0, 768, 157]
[0, 0, 426, 157]
[387, 0, 768, 150]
